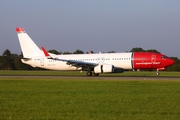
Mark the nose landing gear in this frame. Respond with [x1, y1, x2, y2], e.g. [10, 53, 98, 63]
[156, 68, 165, 76]
[156, 70, 160, 76]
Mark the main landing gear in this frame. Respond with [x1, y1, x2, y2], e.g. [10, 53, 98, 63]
[86, 71, 99, 76]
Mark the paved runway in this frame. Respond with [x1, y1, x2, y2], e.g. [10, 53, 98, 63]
[1, 75, 180, 80]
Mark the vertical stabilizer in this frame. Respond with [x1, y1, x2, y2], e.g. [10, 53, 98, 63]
[16, 28, 42, 58]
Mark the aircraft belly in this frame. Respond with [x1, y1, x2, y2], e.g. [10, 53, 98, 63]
[113, 60, 132, 69]
[44, 61, 76, 70]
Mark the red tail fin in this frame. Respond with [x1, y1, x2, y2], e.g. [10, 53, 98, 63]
[16, 27, 25, 33]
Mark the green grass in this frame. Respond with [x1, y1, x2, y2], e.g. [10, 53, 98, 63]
[0, 78, 180, 120]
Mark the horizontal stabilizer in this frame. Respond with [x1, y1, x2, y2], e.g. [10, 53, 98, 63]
[19, 57, 31, 60]
[15, 56, 32, 61]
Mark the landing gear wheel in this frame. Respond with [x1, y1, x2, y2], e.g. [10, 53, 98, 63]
[156, 72, 160, 76]
[87, 71, 92, 76]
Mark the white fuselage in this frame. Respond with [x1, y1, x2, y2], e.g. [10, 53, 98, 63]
[22, 52, 133, 70]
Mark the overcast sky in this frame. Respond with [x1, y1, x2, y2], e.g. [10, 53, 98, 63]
[1, 0, 180, 58]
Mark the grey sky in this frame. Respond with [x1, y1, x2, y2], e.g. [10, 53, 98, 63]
[1, 0, 180, 58]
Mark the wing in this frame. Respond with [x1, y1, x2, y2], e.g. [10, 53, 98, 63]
[41, 47, 97, 70]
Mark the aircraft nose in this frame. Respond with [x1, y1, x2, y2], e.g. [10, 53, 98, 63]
[169, 58, 175, 66]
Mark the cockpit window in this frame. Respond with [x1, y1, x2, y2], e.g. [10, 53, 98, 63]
[161, 56, 168, 59]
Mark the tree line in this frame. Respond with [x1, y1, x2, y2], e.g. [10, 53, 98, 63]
[0, 47, 180, 71]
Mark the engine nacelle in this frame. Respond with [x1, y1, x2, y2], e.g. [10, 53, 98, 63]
[94, 64, 114, 73]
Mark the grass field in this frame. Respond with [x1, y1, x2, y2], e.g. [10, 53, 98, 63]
[0, 71, 180, 119]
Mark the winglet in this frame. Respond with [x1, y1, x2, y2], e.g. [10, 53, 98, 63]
[42, 47, 52, 59]
[16, 27, 25, 33]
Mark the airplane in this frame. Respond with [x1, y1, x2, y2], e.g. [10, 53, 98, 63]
[16, 27, 175, 76]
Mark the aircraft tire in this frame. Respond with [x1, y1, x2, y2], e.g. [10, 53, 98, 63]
[156, 72, 160, 76]
[87, 71, 92, 76]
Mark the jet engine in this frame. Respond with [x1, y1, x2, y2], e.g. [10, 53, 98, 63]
[94, 64, 114, 73]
